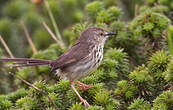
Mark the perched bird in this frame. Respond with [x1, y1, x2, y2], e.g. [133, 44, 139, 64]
[0, 27, 115, 107]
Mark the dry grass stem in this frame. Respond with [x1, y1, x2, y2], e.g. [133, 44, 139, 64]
[43, 0, 65, 48]
[20, 21, 38, 54]
[42, 21, 65, 50]
[0, 35, 21, 71]
[0, 35, 15, 58]
[134, 4, 139, 18]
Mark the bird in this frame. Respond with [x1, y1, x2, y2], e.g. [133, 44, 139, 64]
[0, 27, 115, 107]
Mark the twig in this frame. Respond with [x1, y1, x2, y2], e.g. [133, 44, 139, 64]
[20, 21, 38, 54]
[43, 0, 65, 48]
[0, 35, 15, 58]
[42, 21, 65, 50]
[8, 72, 59, 110]
[134, 4, 139, 18]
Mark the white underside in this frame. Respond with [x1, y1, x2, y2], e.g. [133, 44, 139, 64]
[55, 44, 104, 81]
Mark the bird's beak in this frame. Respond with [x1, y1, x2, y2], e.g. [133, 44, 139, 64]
[104, 32, 116, 36]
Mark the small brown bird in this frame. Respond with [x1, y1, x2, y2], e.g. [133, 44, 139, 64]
[0, 27, 115, 107]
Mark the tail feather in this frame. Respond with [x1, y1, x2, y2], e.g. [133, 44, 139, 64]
[12, 63, 50, 67]
[0, 58, 51, 67]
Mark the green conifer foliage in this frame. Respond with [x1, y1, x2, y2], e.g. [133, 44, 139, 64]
[147, 50, 170, 80]
[153, 91, 173, 110]
[163, 59, 173, 82]
[0, 0, 173, 109]
[128, 98, 151, 110]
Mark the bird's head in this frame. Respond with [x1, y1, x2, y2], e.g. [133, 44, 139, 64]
[79, 27, 115, 45]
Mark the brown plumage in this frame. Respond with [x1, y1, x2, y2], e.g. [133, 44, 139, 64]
[0, 27, 115, 107]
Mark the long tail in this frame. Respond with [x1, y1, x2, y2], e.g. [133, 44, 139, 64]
[0, 58, 52, 67]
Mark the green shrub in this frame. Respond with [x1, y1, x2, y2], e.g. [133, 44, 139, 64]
[147, 50, 170, 80]
[128, 98, 151, 110]
[153, 91, 173, 110]
[0, 0, 173, 109]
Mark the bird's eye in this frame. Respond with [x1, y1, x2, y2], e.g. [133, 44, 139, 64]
[100, 33, 104, 36]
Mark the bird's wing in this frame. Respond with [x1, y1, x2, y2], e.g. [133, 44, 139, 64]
[50, 42, 90, 72]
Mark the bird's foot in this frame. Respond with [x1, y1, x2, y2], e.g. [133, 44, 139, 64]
[71, 82, 90, 107]
[75, 81, 94, 91]
[79, 98, 90, 107]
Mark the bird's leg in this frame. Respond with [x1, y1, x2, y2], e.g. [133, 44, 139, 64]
[75, 81, 94, 91]
[70, 82, 90, 107]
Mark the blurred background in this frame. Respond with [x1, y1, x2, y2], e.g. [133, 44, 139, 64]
[0, 0, 172, 57]
[0, 0, 173, 109]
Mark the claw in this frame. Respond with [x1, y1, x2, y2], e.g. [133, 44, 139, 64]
[82, 99, 90, 107]
[75, 81, 94, 91]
